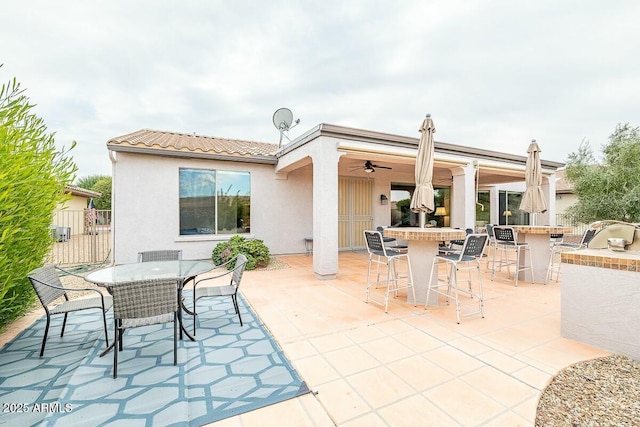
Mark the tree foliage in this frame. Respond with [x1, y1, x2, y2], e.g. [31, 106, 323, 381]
[76, 174, 111, 209]
[76, 174, 105, 190]
[0, 72, 77, 329]
[564, 123, 640, 224]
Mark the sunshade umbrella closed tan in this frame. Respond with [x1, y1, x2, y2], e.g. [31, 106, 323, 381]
[410, 114, 436, 217]
[519, 140, 547, 223]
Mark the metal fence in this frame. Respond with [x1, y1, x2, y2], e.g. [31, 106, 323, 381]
[556, 213, 588, 238]
[47, 209, 112, 266]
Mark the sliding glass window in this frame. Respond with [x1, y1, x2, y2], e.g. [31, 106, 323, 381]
[179, 168, 251, 235]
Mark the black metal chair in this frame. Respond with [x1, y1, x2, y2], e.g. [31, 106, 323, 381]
[439, 228, 474, 255]
[363, 230, 415, 313]
[27, 265, 112, 357]
[545, 227, 597, 283]
[484, 224, 497, 270]
[111, 278, 179, 378]
[426, 234, 488, 323]
[376, 226, 408, 252]
[192, 254, 248, 334]
[490, 226, 534, 286]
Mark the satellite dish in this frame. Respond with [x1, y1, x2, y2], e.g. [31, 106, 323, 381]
[273, 108, 293, 131]
[272, 107, 300, 147]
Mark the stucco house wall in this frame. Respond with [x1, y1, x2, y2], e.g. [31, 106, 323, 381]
[108, 125, 564, 276]
[112, 151, 312, 264]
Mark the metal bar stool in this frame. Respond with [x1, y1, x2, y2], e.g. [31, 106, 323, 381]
[491, 226, 534, 286]
[363, 230, 416, 313]
[426, 233, 488, 323]
[545, 228, 597, 283]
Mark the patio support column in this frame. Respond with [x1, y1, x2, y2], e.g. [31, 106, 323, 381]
[450, 164, 475, 230]
[489, 187, 500, 224]
[311, 144, 342, 280]
[541, 174, 555, 225]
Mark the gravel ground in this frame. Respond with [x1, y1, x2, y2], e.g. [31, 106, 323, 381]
[536, 354, 640, 426]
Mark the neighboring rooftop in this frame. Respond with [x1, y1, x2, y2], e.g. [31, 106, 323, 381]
[64, 185, 101, 198]
[555, 169, 574, 194]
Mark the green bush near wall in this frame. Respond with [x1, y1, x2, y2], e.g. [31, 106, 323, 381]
[0, 72, 77, 331]
[211, 236, 270, 270]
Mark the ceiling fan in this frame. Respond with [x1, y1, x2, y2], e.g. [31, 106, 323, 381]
[350, 160, 392, 174]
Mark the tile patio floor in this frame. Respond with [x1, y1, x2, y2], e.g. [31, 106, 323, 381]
[2, 252, 610, 426]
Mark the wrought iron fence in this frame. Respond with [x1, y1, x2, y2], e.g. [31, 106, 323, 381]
[556, 213, 588, 238]
[47, 209, 112, 266]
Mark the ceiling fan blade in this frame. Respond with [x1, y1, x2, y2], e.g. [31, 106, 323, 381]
[373, 165, 393, 170]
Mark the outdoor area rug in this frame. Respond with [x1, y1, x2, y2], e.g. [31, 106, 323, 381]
[0, 292, 309, 426]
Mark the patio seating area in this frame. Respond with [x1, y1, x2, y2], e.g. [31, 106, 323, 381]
[2, 251, 610, 426]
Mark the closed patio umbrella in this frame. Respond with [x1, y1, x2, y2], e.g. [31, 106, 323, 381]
[519, 140, 547, 224]
[410, 115, 436, 223]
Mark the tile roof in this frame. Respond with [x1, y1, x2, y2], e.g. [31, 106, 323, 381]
[107, 129, 279, 158]
[65, 185, 101, 198]
[555, 169, 574, 193]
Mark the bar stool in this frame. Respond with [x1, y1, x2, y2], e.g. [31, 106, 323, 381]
[484, 224, 498, 271]
[491, 226, 534, 286]
[545, 228, 597, 283]
[363, 230, 416, 313]
[377, 226, 408, 252]
[426, 233, 488, 323]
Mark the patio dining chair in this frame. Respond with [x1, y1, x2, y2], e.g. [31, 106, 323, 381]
[137, 249, 182, 262]
[426, 233, 488, 323]
[191, 254, 248, 335]
[363, 230, 416, 313]
[111, 278, 179, 378]
[27, 265, 113, 357]
[137, 249, 194, 289]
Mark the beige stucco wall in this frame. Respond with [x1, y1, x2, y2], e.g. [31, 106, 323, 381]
[555, 193, 577, 215]
[111, 152, 313, 264]
[53, 195, 89, 236]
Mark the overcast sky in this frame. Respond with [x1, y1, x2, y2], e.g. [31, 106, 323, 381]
[3, 1, 639, 180]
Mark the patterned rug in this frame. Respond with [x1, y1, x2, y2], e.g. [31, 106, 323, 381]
[0, 292, 309, 426]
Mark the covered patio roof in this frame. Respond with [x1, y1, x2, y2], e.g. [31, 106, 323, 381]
[276, 123, 565, 184]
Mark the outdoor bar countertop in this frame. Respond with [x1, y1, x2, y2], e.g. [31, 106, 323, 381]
[384, 227, 467, 241]
[561, 248, 640, 272]
[383, 227, 467, 305]
[510, 225, 574, 234]
[508, 225, 574, 282]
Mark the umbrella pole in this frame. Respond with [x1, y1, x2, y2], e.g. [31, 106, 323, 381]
[419, 212, 425, 228]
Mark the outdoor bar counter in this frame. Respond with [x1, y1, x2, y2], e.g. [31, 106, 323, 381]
[510, 225, 574, 282]
[560, 248, 640, 360]
[384, 227, 466, 305]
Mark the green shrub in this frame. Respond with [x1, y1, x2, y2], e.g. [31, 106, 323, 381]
[211, 235, 270, 270]
[0, 71, 77, 330]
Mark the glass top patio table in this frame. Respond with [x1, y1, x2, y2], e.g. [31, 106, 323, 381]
[86, 260, 215, 346]
[85, 260, 215, 285]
